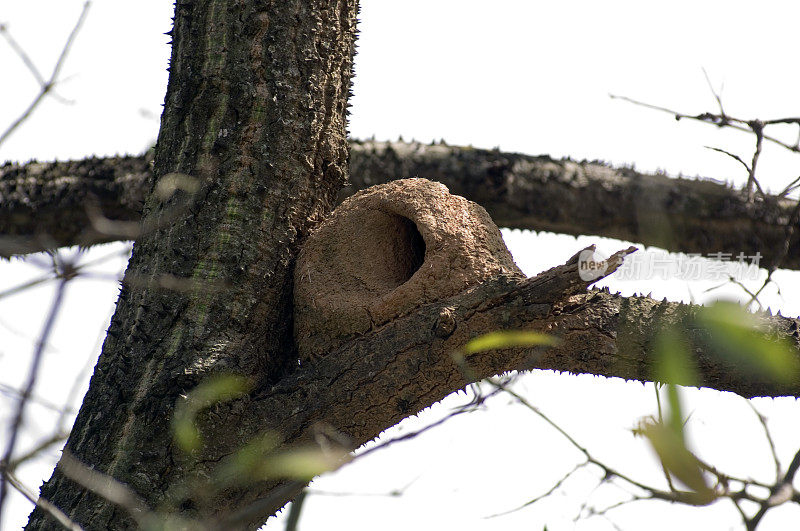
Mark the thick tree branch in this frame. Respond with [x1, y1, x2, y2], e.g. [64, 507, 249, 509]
[3, 140, 798, 271]
[0, 154, 149, 255]
[168, 249, 800, 527]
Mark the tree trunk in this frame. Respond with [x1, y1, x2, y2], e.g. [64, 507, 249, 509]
[26, 1, 358, 528]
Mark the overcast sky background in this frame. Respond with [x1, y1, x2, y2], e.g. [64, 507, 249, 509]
[2, 1, 800, 530]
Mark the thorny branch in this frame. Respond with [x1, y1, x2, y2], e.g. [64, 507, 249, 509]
[613, 77, 800, 314]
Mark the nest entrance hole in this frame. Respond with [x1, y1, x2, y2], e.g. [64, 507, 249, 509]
[357, 211, 426, 292]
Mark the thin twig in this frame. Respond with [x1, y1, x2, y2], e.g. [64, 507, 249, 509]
[284, 489, 307, 531]
[0, 244, 130, 300]
[746, 402, 781, 480]
[8, 431, 68, 471]
[609, 94, 800, 154]
[702, 67, 726, 118]
[705, 146, 750, 175]
[747, 120, 766, 200]
[57, 451, 150, 526]
[747, 448, 800, 530]
[354, 385, 503, 463]
[0, 382, 72, 414]
[777, 175, 800, 198]
[3, 468, 83, 531]
[0, 276, 68, 521]
[0, 23, 46, 86]
[0, 1, 91, 147]
[485, 460, 587, 518]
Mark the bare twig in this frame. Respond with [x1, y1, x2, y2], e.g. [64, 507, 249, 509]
[747, 402, 781, 480]
[485, 460, 587, 518]
[283, 489, 307, 531]
[747, 448, 800, 530]
[747, 120, 766, 200]
[0, 275, 67, 521]
[306, 476, 417, 498]
[609, 94, 800, 154]
[777, 175, 800, 198]
[0, 383, 72, 414]
[57, 452, 151, 526]
[702, 67, 726, 119]
[705, 146, 751, 174]
[483, 377, 800, 529]
[0, 244, 130, 300]
[0, 1, 91, 147]
[353, 385, 504, 463]
[0, 23, 46, 86]
[3, 468, 83, 531]
[8, 432, 68, 471]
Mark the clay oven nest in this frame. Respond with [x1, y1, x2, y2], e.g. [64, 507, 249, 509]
[294, 178, 524, 362]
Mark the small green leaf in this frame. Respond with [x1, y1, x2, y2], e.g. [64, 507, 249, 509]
[173, 418, 202, 454]
[216, 440, 350, 484]
[213, 432, 282, 487]
[463, 330, 559, 355]
[637, 418, 715, 504]
[259, 447, 351, 480]
[172, 374, 251, 452]
[698, 301, 800, 383]
[653, 328, 698, 389]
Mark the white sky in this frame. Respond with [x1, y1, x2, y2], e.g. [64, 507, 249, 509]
[1, 1, 800, 530]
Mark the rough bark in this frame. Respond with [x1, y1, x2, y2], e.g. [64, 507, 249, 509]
[3, 140, 799, 271]
[26, 0, 358, 529]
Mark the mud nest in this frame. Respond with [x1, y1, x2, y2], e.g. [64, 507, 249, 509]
[294, 178, 524, 361]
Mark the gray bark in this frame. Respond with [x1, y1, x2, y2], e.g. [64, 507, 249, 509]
[3, 140, 799, 271]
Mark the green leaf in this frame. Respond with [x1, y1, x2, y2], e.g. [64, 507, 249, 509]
[259, 447, 351, 480]
[172, 374, 252, 452]
[651, 328, 694, 438]
[652, 327, 699, 389]
[463, 330, 559, 355]
[637, 418, 715, 504]
[640, 331, 716, 504]
[697, 301, 800, 383]
[212, 432, 282, 487]
[216, 440, 349, 485]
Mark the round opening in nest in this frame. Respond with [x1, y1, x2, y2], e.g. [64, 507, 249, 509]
[352, 211, 426, 292]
